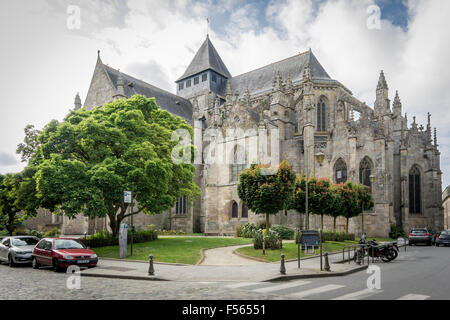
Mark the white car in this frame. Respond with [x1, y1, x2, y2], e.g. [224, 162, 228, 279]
[0, 236, 40, 267]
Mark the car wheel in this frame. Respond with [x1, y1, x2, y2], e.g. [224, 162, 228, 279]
[53, 258, 62, 272]
[32, 257, 39, 269]
[8, 255, 16, 268]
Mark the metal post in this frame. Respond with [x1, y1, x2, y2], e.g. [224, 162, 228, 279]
[320, 229, 323, 271]
[297, 229, 301, 269]
[130, 194, 134, 257]
[361, 202, 364, 236]
[148, 255, 155, 276]
[305, 181, 309, 230]
[280, 254, 286, 275]
[324, 252, 330, 271]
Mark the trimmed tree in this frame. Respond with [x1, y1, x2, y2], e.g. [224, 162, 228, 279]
[329, 184, 345, 232]
[308, 177, 334, 230]
[18, 95, 200, 236]
[237, 160, 296, 234]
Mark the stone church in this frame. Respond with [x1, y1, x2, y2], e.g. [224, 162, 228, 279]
[25, 35, 444, 237]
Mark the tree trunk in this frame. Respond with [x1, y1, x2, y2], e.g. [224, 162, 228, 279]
[321, 214, 324, 230]
[266, 213, 270, 232]
[333, 217, 337, 232]
[346, 217, 349, 233]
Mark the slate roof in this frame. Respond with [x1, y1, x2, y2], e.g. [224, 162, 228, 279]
[177, 35, 232, 82]
[104, 65, 192, 123]
[229, 50, 334, 97]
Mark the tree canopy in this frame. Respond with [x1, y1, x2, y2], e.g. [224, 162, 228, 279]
[17, 95, 200, 236]
[237, 160, 296, 232]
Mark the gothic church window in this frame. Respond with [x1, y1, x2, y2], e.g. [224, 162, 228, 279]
[359, 157, 373, 189]
[231, 145, 247, 182]
[232, 201, 238, 218]
[409, 166, 422, 214]
[176, 196, 188, 215]
[242, 204, 248, 218]
[335, 158, 347, 184]
[317, 98, 326, 131]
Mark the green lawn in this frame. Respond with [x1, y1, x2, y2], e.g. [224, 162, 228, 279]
[236, 238, 395, 263]
[93, 237, 253, 265]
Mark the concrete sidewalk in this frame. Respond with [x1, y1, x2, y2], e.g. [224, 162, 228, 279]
[81, 252, 367, 282]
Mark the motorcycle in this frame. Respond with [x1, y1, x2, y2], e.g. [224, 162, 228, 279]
[355, 237, 398, 262]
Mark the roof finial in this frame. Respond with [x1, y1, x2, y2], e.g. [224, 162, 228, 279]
[97, 50, 101, 58]
[74, 92, 82, 110]
[206, 17, 210, 37]
[377, 70, 388, 90]
[434, 127, 438, 148]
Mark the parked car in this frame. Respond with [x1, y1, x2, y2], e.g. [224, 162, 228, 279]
[436, 230, 450, 247]
[0, 236, 40, 267]
[32, 238, 98, 271]
[408, 228, 435, 246]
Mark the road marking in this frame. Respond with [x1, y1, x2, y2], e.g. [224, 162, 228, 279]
[289, 284, 345, 299]
[332, 288, 383, 300]
[225, 282, 261, 289]
[397, 294, 430, 300]
[251, 281, 311, 293]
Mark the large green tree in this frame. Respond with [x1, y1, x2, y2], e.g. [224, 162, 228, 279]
[0, 174, 22, 235]
[19, 95, 200, 236]
[237, 160, 296, 233]
[340, 181, 374, 233]
[328, 184, 345, 232]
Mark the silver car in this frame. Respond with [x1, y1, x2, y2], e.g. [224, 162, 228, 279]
[0, 236, 40, 267]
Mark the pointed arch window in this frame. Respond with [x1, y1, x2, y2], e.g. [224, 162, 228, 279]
[359, 157, 373, 189]
[231, 201, 238, 218]
[242, 204, 248, 218]
[231, 145, 247, 182]
[317, 98, 326, 131]
[176, 196, 188, 215]
[335, 159, 347, 184]
[409, 166, 421, 214]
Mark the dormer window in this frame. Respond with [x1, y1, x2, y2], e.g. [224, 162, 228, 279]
[186, 80, 191, 88]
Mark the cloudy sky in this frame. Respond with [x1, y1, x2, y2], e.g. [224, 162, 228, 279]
[1, 0, 450, 188]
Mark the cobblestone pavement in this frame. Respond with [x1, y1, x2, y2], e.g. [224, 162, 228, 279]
[1, 246, 447, 300]
[0, 263, 288, 300]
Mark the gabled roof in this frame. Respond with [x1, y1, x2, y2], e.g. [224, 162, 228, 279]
[229, 50, 333, 97]
[177, 35, 232, 82]
[104, 65, 192, 123]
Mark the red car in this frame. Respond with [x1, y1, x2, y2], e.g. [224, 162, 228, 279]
[32, 238, 98, 271]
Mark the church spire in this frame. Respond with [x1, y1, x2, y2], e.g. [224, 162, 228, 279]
[377, 70, 388, 90]
[375, 70, 390, 116]
[426, 112, 432, 145]
[393, 90, 402, 116]
[74, 92, 82, 110]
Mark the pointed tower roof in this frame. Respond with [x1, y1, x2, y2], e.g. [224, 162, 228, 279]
[177, 35, 231, 82]
[377, 70, 388, 90]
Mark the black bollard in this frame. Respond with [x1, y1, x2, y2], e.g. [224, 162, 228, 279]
[280, 254, 286, 275]
[148, 255, 155, 276]
[324, 252, 331, 272]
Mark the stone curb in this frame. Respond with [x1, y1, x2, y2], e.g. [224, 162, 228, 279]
[82, 272, 169, 282]
[99, 257, 191, 267]
[262, 265, 369, 282]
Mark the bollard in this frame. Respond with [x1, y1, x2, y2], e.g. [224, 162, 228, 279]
[324, 252, 331, 272]
[148, 255, 155, 276]
[280, 254, 286, 275]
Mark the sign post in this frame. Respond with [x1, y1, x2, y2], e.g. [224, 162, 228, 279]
[119, 223, 128, 258]
[124, 191, 133, 256]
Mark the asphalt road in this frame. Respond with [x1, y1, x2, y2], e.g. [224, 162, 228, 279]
[0, 245, 448, 300]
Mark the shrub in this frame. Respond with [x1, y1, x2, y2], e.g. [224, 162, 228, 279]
[322, 231, 355, 242]
[253, 229, 282, 250]
[12, 228, 28, 236]
[157, 229, 187, 236]
[389, 224, 405, 239]
[271, 225, 295, 240]
[43, 228, 60, 238]
[0, 229, 9, 236]
[82, 229, 158, 248]
[236, 223, 258, 238]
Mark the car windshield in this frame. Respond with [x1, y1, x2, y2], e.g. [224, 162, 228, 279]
[441, 231, 450, 236]
[12, 238, 39, 246]
[412, 229, 426, 233]
[54, 239, 86, 250]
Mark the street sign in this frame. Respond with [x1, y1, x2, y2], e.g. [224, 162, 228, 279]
[300, 230, 320, 249]
[124, 191, 132, 203]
